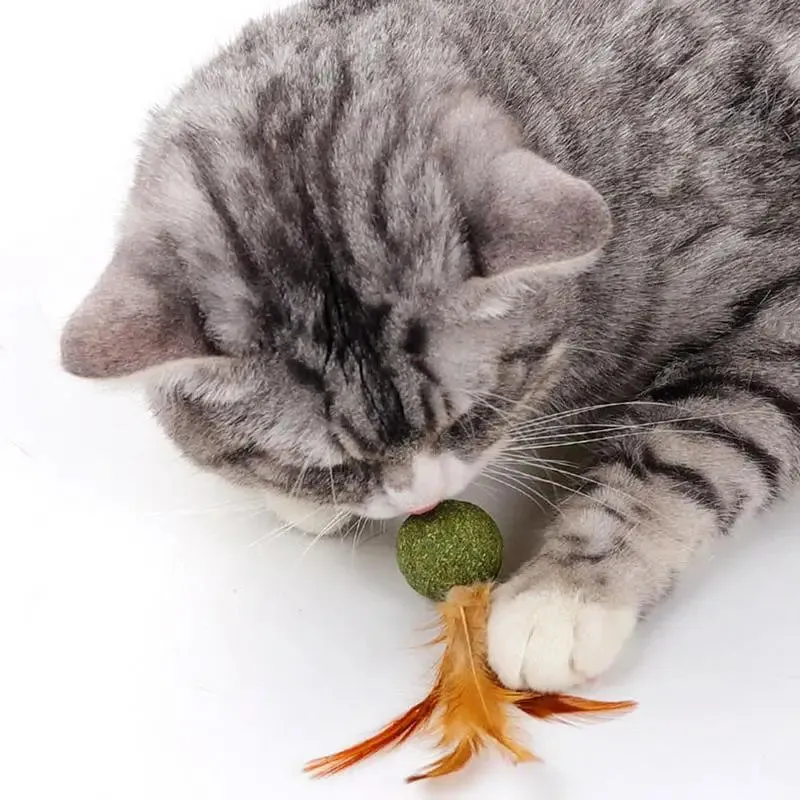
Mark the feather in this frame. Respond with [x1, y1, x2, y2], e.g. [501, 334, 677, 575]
[305, 583, 635, 782]
[303, 695, 437, 778]
[515, 693, 636, 722]
[407, 584, 536, 781]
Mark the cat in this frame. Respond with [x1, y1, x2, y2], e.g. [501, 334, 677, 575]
[61, 0, 800, 692]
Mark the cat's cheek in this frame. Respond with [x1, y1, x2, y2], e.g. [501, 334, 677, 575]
[263, 489, 350, 534]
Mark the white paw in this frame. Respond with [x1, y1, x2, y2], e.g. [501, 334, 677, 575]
[487, 587, 637, 691]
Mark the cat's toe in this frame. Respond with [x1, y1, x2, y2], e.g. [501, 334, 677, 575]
[486, 587, 637, 691]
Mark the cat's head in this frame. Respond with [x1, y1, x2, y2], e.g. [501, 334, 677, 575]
[61, 41, 610, 533]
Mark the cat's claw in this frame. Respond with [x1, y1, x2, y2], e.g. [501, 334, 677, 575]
[486, 587, 637, 691]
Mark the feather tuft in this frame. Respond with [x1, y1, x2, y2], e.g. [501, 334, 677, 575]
[306, 583, 634, 782]
[406, 584, 536, 781]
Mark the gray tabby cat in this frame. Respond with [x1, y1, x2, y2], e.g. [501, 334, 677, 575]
[61, 0, 800, 692]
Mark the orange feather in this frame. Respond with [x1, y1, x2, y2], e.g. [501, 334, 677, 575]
[305, 583, 635, 782]
[515, 692, 636, 721]
[407, 584, 537, 781]
[303, 695, 437, 778]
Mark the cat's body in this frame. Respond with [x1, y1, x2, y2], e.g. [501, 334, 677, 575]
[62, 0, 800, 690]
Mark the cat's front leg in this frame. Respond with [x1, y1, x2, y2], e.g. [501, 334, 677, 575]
[486, 485, 663, 691]
[486, 499, 654, 691]
[487, 375, 790, 690]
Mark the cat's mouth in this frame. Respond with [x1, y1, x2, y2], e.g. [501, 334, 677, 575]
[408, 502, 440, 516]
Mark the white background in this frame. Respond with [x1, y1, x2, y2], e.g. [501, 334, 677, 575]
[2, 2, 799, 798]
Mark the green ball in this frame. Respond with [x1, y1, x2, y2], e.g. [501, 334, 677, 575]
[395, 500, 503, 601]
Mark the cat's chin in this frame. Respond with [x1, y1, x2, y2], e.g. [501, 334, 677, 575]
[263, 490, 352, 535]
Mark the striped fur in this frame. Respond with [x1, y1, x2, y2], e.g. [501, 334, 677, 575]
[62, 0, 800, 689]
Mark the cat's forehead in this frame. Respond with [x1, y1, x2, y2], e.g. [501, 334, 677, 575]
[138, 47, 475, 286]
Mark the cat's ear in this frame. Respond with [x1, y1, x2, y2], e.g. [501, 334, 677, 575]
[454, 149, 611, 320]
[467, 148, 611, 277]
[61, 254, 214, 379]
[440, 93, 611, 316]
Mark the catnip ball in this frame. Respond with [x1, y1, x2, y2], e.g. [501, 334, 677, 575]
[395, 500, 503, 601]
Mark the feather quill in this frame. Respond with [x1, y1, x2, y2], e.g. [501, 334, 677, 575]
[305, 583, 635, 782]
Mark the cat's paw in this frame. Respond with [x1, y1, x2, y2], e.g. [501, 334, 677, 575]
[486, 586, 637, 691]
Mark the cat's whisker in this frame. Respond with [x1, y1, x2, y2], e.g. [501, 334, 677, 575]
[565, 343, 661, 369]
[481, 465, 557, 514]
[247, 505, 350, 551]
[354, 519, 386, 549]
[494, 452, 578, 469]
[508, 416, 669, 441]
[327, 463, 339, 507]
[290, 456, 313, 500]
[508, 402, 772, 441]
[507, 415, 686, 437]
[350, 516, 371, 561]
[504, 407, 776, 451]
[489, 461, 636, 520]
[245, 509, 321, 549]
[484, 396, 675, 428]
[507, 430, 664, 451]
[505, 425, 749, 452]
[463, 389, 516, 421]
[493, 458, 667, 523]
[300, 509, 351, 559]
[510, 419, 647, 434]
[485, 462, 561, 503]
[142, 497, 271, 519]
[347, 516, 361, 561]
[472, 477, 502, 502]
[481, 469, 545, 513]
[495, 453, 582, 472]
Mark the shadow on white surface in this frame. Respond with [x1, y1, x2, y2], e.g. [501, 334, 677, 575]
[1, 2, 799, 798]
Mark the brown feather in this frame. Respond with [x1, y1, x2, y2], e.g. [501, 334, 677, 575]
[306, 583, 635, 782]
[303, 694, 438, 777]
[515, 693, 637, 721]
[406, 584, 536, 781]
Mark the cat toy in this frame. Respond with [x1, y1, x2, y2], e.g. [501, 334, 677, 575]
[305, 500, 635, 783]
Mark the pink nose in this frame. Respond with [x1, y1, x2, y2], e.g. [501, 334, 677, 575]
[409, 502, 439, 516]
